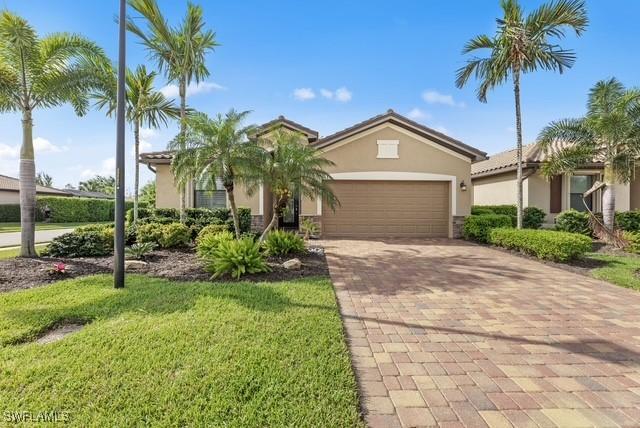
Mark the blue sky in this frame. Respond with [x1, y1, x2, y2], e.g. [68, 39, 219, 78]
[0, 0, 638, 193]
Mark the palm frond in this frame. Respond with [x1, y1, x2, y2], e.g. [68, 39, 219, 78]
[525, 0, 588, 39]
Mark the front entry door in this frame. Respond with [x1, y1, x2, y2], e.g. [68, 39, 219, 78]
[279, 194, 299, 229]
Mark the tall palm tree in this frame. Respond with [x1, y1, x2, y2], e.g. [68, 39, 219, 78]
[94, 64, 180, 223]
[0, 11, 109, 257]
[246, 129, 339, 242]
[538, 78, 640, 231]
[169, 110, 261, 238]
[127, 0, 218, 222]
[455, 0, 588, 228]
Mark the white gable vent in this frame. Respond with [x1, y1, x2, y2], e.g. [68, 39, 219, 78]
[377, 139, 399, 159]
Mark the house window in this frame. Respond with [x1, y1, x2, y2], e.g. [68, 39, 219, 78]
[377, 140, 399, 159]
[194, 178, 227, 209]
[569, 175, 593, 212]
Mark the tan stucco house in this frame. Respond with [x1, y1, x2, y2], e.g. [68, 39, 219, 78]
[140, 110, 486, 238]
[0, 174, 71, 204]
[472, 144, 640, 223]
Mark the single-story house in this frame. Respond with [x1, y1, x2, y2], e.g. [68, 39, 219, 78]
[140, 109, 487, 238]
[0, 174, 70, 204]
[63, 189, 113, 199]
[471, 144, 640, 223]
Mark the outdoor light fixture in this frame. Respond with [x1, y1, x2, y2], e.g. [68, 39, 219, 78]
[459, 180, 467, 191]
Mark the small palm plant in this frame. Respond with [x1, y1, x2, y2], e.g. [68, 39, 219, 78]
[94, 64, 180, 223]
[127, 0, 218, 221]
[0, 11, 110, 257]
[246, 129, 339, 242]
[538, 78, 640, 233]
[456, 0, 588, 228]
[169, 110, 262, 238]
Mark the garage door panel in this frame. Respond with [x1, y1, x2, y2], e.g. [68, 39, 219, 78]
[322, 180, 449, 238]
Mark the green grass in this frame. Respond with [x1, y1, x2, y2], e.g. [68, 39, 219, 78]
[0, 222, 110, 233]
[0, 275, 363, 427]
[588, 253, 640, 291]
[0, 244, 47, 259]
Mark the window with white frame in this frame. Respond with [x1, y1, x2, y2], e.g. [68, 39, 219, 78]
[377, 140, 399, 159]
[194, 177, 227, 209]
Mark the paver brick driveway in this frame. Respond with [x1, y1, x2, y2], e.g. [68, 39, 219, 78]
[323, 239, 640, 428]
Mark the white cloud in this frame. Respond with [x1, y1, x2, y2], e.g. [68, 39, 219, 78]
[160, 81, 225, 98]
[292, 87, 316, 101]
[407, 108, 431, 121]
[334, 87, 352, 102]
[0, 143, 19, 159]
[320, 88, 333, 99]
[422, 90, 465, 107]
[140, 128, 159, 141]
[131, 139, 153, 157]
[80, 157, 116, 179]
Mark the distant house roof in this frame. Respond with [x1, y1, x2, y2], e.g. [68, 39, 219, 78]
[0, 174, 70, 196]
[64, 189, 113, 199]
[471, 143, 604, 178]
[252, 115, 319, 142]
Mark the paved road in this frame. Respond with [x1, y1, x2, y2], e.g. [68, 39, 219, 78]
[324, 239, 640, 428]
[0, 228, 75, 248]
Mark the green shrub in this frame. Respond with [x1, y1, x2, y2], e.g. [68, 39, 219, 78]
[237, 207, 252, 233]
[463, 214, 513, 243]
[196, 224, 229, 244]
[470, 207, 496, 216]
[136, 222, 165, 245]
[616, 211, 640, 232]
[154, 208, 180, 220]
[262, 230, 305, 256]
[555, 209, 591, 235]
[75, 223, 114, 233]
[523, 207, 546, 229]
[205, 237, 270, 279]
[125, 242, 156, 260]
[622, 231, 640, 254]
[196, 230, 234, 258]
[159, 222, 191, 248]
[300, 218, 319, 240]
[0, 204, 21, 222]
[126, 207, 153, 223]
[488, 228, 592, 262]
[44, 228, 114, 258]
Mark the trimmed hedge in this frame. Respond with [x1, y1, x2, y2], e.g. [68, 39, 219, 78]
[616, 211, 640, 232]
[0, 197, 133, 223]
[471, 204, 546, 229]
[463, 214, 513, 243]
[128, 206, 252, 235]
[488, 228, 592, 262]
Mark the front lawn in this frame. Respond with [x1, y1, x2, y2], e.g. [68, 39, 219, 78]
[0, 244, 46, 260]
[0, 275, 362, 427]
[587, 253, 640, 291]
[0, 222, 110, 233]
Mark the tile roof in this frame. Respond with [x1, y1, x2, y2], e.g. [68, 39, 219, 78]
[471, 144, 544, 176]
[0, 174, 71, 195]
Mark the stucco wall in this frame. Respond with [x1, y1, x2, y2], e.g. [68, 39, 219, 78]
[307, 124, 472, 219]
[0, 190, 20, 204]
[233, 183, 261, 214]
[472, 171, 518, 206]
[155, 164, 181, 209]
[630, 169, 640, 210]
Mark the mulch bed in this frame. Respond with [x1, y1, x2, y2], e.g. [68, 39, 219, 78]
[0, 245, 329, 293]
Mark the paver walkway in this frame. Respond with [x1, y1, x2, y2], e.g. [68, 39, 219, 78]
[0, 228, 74, 248]
[324, 239, 640, 428]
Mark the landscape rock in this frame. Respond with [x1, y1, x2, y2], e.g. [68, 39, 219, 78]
[125, 260, 148, 271]
[282, 258, 302, 270]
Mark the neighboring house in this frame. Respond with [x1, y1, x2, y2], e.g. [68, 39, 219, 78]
[0, 174, 71, 204]
[63, 189, 113, 199]
[471, 144, 640, 223]
[140, 110, 486, 238]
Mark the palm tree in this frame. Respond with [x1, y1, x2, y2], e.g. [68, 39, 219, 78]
[246, 129, 339, 242]
[35, 172, 53, 187]
[538, 78, 640, 231]
[169, 110, 261, 238]
[455, 0, 588, 228]
[127, 0, 218, 222]
[94, 64, 179, 223]
[0, 11, 109, 257]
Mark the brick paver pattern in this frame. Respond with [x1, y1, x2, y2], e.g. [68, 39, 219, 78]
[324, 239, 640, 428]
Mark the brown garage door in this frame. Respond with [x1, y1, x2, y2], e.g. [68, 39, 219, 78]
[322, 180, 449, 238]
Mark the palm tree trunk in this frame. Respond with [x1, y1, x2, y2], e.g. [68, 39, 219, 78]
[602, 165, 616, 231]
[225, 183, 241, 239]
[259, 195, 286, 242]
[19, 109, 37, 257]
[133, 120, 140, 224]
[513, 70, 524, 229]
[178, 78, 187, 223]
